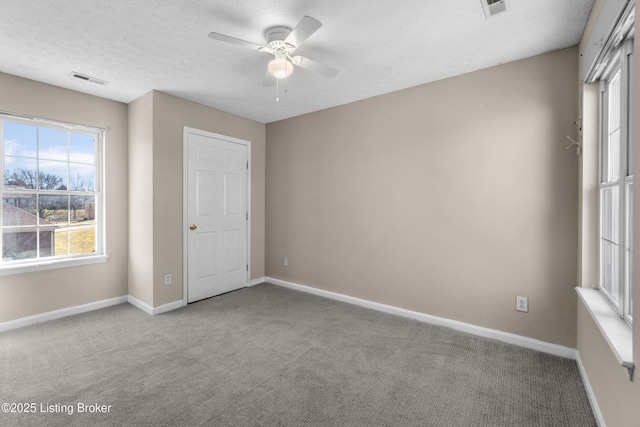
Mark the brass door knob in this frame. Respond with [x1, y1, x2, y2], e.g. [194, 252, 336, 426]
[189, 224, 197, 230]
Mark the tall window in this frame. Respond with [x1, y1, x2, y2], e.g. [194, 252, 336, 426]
[1, 114, 103, 270]
[599, 38, 634, 325]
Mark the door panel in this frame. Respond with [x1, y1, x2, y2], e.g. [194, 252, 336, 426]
[196, 171, 216, 215]
[197, 232, 217, 278]
[224, 173, 241, 215]
[224, 229, 242, 273]
[186, 129, 248, 303]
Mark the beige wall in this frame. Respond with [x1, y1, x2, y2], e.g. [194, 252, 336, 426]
[574, 2, 640, 425]
[128, 91, 266, 307]
[266, 47, 579, 347]
[0, 73, 129, 323]
[128, 92, 154, 306]
[576, 0, 602, 290]
[578, 82, 599, 289]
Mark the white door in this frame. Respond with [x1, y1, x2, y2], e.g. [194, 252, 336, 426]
[184, 127, 249, 303]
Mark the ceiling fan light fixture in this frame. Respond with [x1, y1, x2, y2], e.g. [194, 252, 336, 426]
[268, 58, 293, 79]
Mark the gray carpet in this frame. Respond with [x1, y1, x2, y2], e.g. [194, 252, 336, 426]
[1, 283, 595, 426]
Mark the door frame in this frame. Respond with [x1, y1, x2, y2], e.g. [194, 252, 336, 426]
[182, 126, 251, 304]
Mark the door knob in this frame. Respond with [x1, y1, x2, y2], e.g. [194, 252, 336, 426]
[189, 224, 197, 230]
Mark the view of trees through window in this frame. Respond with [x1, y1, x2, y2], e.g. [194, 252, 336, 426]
[2, 118, 101, 262]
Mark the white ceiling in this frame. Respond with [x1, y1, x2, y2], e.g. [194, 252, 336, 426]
[0, 0, 594, 124]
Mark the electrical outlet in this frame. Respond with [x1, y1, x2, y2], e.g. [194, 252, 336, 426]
[164, 273, 172, 285]
[283, 258, 288, 267]
[516, 296, 528, 312]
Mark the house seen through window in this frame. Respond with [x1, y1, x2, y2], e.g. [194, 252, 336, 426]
[1, 114, 103, 267]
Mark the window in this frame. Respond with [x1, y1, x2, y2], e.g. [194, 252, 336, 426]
[1, 114, 104, 272]
[599, 38, 634, 325]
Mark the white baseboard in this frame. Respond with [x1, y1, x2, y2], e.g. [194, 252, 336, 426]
[249, 276, 266, 287]
[127, 296, 186, 315]
[153, 299, 187, 315]
[575, 351, 606, 427]
[265, 277, 577, 360]
[0, 294, 190, 334]
[126, 295, 153, 314]
[0, 295, 128, 333]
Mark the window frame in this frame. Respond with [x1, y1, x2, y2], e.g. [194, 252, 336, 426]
[599, 37, 634, 325]
[0, 113, 107, 275]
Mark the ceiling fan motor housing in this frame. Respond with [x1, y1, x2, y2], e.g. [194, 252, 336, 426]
[265, 26, 292, 44]
[261, 26, 297, 60]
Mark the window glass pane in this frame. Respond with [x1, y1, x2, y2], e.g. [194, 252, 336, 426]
[38, 194, 68, 224]
[603, 70, 622, 183]
[2, 194, 37, 226]
[39, 227, 56, 257]
[69, 132, 95, 164]
[69, 224, 96, 255]
[630, 278, 634, 323]
[602, 239, 621, 307]
[608, 129, 621, 182]
[38, 160, 67, 190]
[38, 127, 68, 161]
[626, 181, 634, 322]
[601, 187, 619, 243]
[608, 70, 621, 130]
[601, 186, 621, 307]
[2, 229, 37, 261]
[70, 195, 95, 222]
[69, 163, 95, 191]
[4, 158, 37, 189]
[53, 226, 69, 257]
[628, 52, 634, 176]
[1, 193, 42, 261]
[3, 121, 36, 158]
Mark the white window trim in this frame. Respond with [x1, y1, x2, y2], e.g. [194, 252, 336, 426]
[0, 112, 106, 273]
[0, 254, 108, 276]
[577, 287, 634, 380]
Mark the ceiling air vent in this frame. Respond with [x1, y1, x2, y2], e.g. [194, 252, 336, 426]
[69, 71, 108, 85]
[481, 0, 510, 19]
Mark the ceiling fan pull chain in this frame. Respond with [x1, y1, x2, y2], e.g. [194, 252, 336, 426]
[276, 77, 280, 102]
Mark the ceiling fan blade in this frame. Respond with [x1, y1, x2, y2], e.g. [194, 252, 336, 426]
[284, 16, 322, 47]
[293, 56, 339, 79]
[262, 69, 276, 87]
[208, 32, 264, 51]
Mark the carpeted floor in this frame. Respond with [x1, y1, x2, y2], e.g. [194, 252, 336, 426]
[1, 283, 596, 426]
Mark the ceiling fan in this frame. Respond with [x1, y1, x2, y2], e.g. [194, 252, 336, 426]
[208, 16, 339, 87]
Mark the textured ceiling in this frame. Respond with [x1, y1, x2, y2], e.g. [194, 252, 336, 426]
[0, 0, 594, 123]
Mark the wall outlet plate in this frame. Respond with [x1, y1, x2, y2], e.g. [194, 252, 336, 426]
[516, 296, 528, 312]
[164, 273, 172, 285]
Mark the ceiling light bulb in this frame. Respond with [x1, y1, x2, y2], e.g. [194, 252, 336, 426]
[268, 58, 293, 79]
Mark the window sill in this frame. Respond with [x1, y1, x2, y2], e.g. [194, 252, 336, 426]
[576, 287, 634, 381]
[0, 255, 109, 276]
